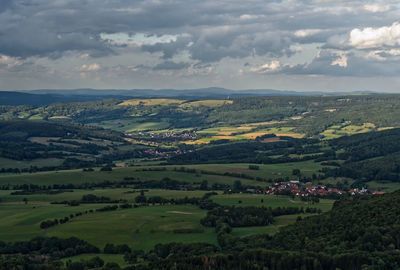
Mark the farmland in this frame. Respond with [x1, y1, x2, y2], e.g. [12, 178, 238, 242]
[0, 187, 330, 250]
[2, 94, 400, 268]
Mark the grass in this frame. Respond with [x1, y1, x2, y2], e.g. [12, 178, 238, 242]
[231, 213, 317, 237]
[47, 205, 217, 251]
[366, 181, 400, 192]
[0, 188, 210, 203]
[0, 166, 266, 186]
[321, 122, 380, 139]
[94, 119, 170, 132]
[0, 160, 330, 187]
[210, 194, 334, 212]
[0, 198, 217, 250]
[0, 157, 64, 169]
[0, 201, 101, 242]
[0, 186, 334, 251]
[184, 160, 328, 179]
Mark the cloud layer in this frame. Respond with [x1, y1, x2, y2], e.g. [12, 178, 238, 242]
[0, 0, 400, 91]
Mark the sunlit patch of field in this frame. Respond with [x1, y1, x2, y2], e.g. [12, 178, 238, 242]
[28, 114, 43, 120]
[377, 127, 395, 131]
[216, 131, 233, 135]
[118, 99, 185, 106]
[211, 135, 240, 140]
[235, 126, 253, 130]
[241, 132, 269, 139]
[321, 122, 380, 139]
[275, 133, 304, 138]
[179, 100, 233, 108]
[261, 127, 305, 138]
[188, 125, 303, 143]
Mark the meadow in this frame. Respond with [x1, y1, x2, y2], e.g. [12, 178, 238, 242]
[0, 187, 333, 251]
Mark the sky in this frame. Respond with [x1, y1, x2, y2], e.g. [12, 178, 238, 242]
[1, 0, 400, 92]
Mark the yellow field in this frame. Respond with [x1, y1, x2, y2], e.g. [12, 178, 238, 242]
[377, 127, 395, 131]
[241, 132, 269, 139]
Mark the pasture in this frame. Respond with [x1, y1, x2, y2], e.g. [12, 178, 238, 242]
[0, 186, 330, 250]
[0, 166, 267, 187]
[210, 194, 334, 212]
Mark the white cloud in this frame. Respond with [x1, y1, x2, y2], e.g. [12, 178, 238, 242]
[77, 63, 101, 71]
[239, 14, 261, 20]
[0, 55, 22, 68]
[100, 33, 178, 46]
[331, 51, 348, 67]
[366, 49, 400, 60]
[349, 22, 400, 49]
[295, 29, 322, 38]
[250, 60, 281, 73]
[363, 4, 390, 13]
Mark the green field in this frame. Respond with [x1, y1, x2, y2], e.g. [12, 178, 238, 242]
[0, 159, 331, 189]
[0, 166, 267, 187]
[0, 189, 210, 203]
[185, 160, 328, 179]
[0, 186, 332, 251]
[0, 157, 64, 169]
[211, 194, 334, 212]
[0, 199, 216, 250]
[47, 204, 217, 251]
[231, 213, 317, 237]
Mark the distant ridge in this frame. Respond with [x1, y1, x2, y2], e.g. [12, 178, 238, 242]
[0, 87, 378, 106]
[26, 87, 377, 97]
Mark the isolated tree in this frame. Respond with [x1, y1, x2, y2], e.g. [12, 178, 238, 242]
[200, 180, 208, 190]
[292, 169, 301, 176]
[233, 180, 243, 192]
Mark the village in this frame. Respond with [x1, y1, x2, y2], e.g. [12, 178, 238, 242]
[135, 131, 198, 140]
[260, 180, 386, 197]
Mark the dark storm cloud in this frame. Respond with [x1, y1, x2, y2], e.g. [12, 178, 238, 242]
[2, 0, 397, 60]
[1, 0, 400, 90]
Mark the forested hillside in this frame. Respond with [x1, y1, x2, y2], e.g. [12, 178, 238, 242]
[2, 94, 400, 137]
[145, 192, 400, 269]
[0, 121, 149, 171]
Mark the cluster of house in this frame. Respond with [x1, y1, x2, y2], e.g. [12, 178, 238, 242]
[144, 148, 184, 157]
[260, 180, 385, 197]
[137, 131, 198, 140]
